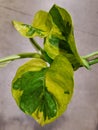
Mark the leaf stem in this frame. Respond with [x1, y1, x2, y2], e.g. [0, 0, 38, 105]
[82, 51, 98, 66]
[88, 58, 98, 66]
[0, 52, 41, 63]
[29, 38, 53, 64]
[29, 38, 44, 53]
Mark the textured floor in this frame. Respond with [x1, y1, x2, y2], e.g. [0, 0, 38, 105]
[0, 0, 98, 130]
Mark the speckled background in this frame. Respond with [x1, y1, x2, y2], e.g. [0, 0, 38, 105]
[0, 0, 98, 130]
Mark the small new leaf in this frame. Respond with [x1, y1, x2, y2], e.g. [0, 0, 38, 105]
[13, 21, 48, 38]
[32, 10, 52, 34]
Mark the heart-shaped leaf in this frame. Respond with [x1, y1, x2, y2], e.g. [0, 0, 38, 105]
[44, 5, 84, 70]
[12, 55, 74, 126]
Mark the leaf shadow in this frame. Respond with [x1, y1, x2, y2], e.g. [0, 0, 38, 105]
[0, 114, 6, 130]
[33, 114, 67, 130]
[96, 123, 98, 130]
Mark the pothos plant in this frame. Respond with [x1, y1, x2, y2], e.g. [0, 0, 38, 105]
[0, 4, 98, 126]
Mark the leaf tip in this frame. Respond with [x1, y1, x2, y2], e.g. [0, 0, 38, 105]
[12, 20, 17, 27]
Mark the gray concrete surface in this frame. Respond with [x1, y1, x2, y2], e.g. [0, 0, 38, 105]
[0, 0, 98, 130]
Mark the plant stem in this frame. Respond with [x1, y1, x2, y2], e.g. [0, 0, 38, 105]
[83, 51, 98, 66]
[29, 38, 53, 64]
[0, 52, 41, 63]
[88, 58, 98, 66]
[29, 38, 44, 53]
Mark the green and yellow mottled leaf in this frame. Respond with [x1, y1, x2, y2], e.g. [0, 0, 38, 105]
[44, 26, 65, 59]
[32, 10, 52, 34]
[12, 58, 47, 83]
[44, 55, 74, 124]
[12, 58, 47, 106]
[13, 21, 48, 38]
[44, 4, 84, 70]
[12, 55, 74, 126]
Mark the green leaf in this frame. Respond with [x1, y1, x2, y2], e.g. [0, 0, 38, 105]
[12, 55, 74, 126]
[32, 10, 52, 34]
[49, 5, 72, 37]
[46, 55, 74, 118]
[44, 4, 84, 70]
[13, 69, 56, 117]
[12, 68, 57, 125]
[11, 58, 47, 105]
[13, 21, 48, 38]
[12, 58, 47, 83]
[44, 31, 65, 59]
